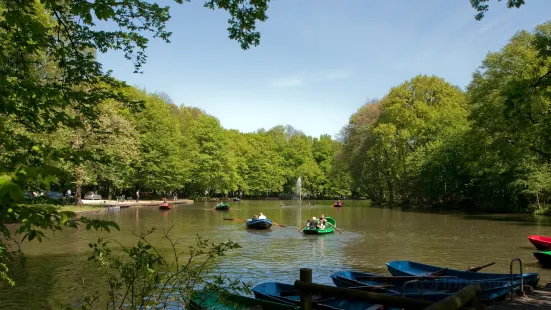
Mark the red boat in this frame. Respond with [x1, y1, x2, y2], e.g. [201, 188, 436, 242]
[528, 235, 551, 250]
[332, 200, 344, 208]
[159, 203, 172, 210]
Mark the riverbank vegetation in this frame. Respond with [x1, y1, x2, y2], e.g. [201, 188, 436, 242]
[342, 22, 551, 214]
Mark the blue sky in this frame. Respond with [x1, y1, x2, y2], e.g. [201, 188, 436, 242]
[97, 0, 551, 138]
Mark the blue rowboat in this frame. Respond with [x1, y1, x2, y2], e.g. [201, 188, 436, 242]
[330, 270, 514, 303]
[252, 282, 400, 310]
[246, 218, 272, 230]
[387, 261, 539, 289]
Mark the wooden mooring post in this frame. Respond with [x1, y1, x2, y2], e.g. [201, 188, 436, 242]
[299, 268, 312, 310]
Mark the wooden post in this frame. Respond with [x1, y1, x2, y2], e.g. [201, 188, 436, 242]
[424, 284, 482, 310]
[299, 268, 312, 310]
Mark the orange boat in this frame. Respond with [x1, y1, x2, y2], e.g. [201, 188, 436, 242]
[159, 203, 171, 210]
[332, 200, 344, 208]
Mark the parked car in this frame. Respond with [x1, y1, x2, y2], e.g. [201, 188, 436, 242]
[84, 191, 102, 200]
[48, 191, 63, 199]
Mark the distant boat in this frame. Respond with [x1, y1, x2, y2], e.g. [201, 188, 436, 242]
[246, 218, 272, 230]
[159, 203, 171, 210]
[387, 260, 539, 288]
[528, 235, 551, 250]
[233, 197, 241, 202]
[215, 203, 230, 210]
[332, 201, 344, 207]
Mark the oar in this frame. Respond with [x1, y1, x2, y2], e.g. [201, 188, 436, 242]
[297, 224, 308, 232]
[223, 218, 246, 222]
[327, 223, 343, 234]
[467, 262, 495, 272]
[271, 222, 286, 227]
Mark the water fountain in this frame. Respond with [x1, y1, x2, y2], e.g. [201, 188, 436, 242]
[296, 177, 302, 206]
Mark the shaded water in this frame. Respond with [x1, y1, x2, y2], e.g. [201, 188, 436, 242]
[2, 200, 551, 308]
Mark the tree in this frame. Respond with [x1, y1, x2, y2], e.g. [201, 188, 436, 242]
[465, 22, 551, 212]
[470, 0, 526, 20]
[0, 0, 271, 286]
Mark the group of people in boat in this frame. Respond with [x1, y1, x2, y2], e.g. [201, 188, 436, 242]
[251, 212, 267, 220]
[306, 214, 328, 229]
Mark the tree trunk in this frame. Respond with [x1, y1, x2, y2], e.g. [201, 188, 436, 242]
[75, 165, 84, 206]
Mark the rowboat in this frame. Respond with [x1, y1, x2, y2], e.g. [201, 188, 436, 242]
[246, 218, 272, 229]
[330, 270, 514, 302]
[159, 203, 171, 210]
[253, 282, 395, 310]
[534, 251, 551, 266]
[332, 201, 344, 207]
[528, 235, 551, 250]
[215, 203, 230, 210]
[303, 217, 336, 235]
[189, 289, 298, 310]
[387, 261, 539, 288]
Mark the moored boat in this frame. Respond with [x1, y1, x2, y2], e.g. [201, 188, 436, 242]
[189, 289, 298, 310]
[215, 203, 230, 210]
[246, 218, 272, 230]
[534, 251, 551, 266]
[330, 270, 514, 303]
[387, 260, 539, 288]
[159, 203, 171, 210]
[528, 235, 551, 250]
[252, 282, 394, 310]
[303, 217, 336, 235]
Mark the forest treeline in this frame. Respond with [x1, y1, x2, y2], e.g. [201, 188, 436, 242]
[1, 85, 353, 200]
[343, 21, 551, 213]
[2, 1, 551, 213]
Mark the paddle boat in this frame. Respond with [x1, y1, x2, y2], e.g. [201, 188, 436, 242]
[332, 200, 344, 207]
[215, 203, 230, 210]
[253, 282, 397, 310]
[534, 251, 551, 267]
[528, 235, 551, 250]
[386, 260, 539, 288]
[190, 289, 298, 310]
[246, 218, 272, 230]
[303, 217, 336, 235]
[330, 270, 515, 303]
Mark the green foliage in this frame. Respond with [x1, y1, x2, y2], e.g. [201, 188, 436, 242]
[342, 76, 468, 205]
[470, 0, 526, 20]
[79, 228, 249, 309]
[0, 0, 272, 287]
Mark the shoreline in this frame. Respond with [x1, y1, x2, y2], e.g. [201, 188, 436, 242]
[59, 199, 194, 214]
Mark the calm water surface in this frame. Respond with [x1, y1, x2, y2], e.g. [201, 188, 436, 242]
[2, 200, 551, 308]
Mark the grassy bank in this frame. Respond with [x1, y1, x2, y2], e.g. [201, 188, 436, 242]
[56, 205, 107, 213]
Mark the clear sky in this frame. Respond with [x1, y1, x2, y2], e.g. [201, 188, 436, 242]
[97, 0, 551, 138]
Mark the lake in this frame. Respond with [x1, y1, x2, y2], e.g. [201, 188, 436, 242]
[1, 200, 551, 309]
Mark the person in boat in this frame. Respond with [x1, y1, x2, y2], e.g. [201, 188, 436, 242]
[320, 214, 327, 226]
[258, 212, 266, 220]
[309, 217, 319, 229]
[252, 214, 258, 220]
